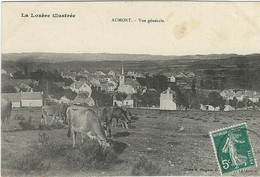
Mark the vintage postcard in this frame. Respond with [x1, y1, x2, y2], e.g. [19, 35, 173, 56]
[1, 2, 260, 176]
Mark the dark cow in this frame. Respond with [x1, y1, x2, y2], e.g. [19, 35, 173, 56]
[41, 103, 68, 124]
[1, 99, 12, 131]
[66, 105, 110, 147]
[98, 107, 131, 138]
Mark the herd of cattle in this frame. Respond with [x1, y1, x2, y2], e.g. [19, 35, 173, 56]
[2, 99, 133, 148]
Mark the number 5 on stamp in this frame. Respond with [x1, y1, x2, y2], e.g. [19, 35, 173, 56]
[210, 123, 257, 174]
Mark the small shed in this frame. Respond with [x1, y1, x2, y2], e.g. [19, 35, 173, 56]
[20, 92, 43, 107]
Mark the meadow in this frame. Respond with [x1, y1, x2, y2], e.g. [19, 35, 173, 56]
[1, 107, 260, 176]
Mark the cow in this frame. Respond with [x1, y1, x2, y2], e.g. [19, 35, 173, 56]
[66, 105, 110, 147]
[98, 107, 131, 139]
[41, 103, 68, 124]
[1, 99, 12, 131]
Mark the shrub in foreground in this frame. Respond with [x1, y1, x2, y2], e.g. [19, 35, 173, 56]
[18, 117, 35, 130]
[66, 139, 118, 170]
[131, 154, 161, 176]
[11, 133, 66, 174]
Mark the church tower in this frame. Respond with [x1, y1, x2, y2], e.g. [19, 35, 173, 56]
[119, 65, 125, 85]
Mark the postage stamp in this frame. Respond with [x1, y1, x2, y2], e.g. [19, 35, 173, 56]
[210, 123, 257, 174]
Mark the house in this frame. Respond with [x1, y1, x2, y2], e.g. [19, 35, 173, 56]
[54, 82, 65, 88]
[77, 71, 88, 78]
[160, 87, 177, 110]
[62, 86, 71, 90]
[224, 105, 235, 111]
[19, 83, 33, 92]
[123, 94, 134, 108]
[99, 75, 112, 82]
[20, 92, 43, 107]
[244, 90, 259, 103]
[234, 90, 246, 101]
[94, 71, 106, 76]
[135, 73, 145, 78]
[89, 77, 101, 86]
[125, 78, 141, 89]
[127, 71, 135, 77]
[99, 83, 108, 92]
[107, 80, 118, 88]
[73, 95, 95, 106]
[118, 85, 136, 94]
[185, 72, 195, 77]
[200, 104, 220, 111]
[61, 71, 76, 81]
[169, 76, 176, 83]
[112, 94, 133, 108]
[108, 71, 116, 77]
[220, 89, 235, 100]
[175, 72, 186, 78]
[107, 83, 115, 93]
[113, 100, 123, 107]
[2, 93, 22, 108]
[70, 81, 92, 95]
[58, 96, 72, 104]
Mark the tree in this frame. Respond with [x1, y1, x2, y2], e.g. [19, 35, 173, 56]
[64, 78, 74, 86]
[199, 94, 209, 105]
[12, 71, 26, 79]
[208, 91, 225, 110]
[132, 93, 141, 107]
[115, 92, 127, 101]
[229, 97, 238, 110]
[1, 85, 17, 93]
[141, 90, 159, 107]
[191, 79, 196, 93]
[237, 99, 247, 109]
[24, 64, 29, 76]
[63, 89, 77, 100]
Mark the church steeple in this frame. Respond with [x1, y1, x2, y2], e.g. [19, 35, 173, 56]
[121, 65, 124, 75]
[119, 65, 125, 85]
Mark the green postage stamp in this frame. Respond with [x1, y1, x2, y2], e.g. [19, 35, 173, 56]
[210, 123, 257, 174]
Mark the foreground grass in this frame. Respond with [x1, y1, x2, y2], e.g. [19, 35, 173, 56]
[2, 108, 260, 176]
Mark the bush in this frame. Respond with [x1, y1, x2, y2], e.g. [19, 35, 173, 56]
[66, 139, 118, 170]
[131, 154, 161, 176]
[18, 117, 35, 130]
[11, 133, 64, 174]
[14, 114, 26, 120]
[12, 150, 47, 173]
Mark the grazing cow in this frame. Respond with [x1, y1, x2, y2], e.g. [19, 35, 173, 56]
[111, 107, 131, 129]
[66, 105, 110, 147]
[98, 107, 131, 138]
[1, 99, 12, 131]
[41, 103, 68, 124]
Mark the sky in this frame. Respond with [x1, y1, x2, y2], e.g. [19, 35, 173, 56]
[2, 2, 260, 56]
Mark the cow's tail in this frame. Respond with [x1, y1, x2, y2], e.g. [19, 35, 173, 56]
[67, 126, 71, 137]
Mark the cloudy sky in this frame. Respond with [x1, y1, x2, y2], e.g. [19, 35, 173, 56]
[2, 2, 260, 55]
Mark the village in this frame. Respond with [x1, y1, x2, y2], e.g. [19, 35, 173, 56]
[2, 64, 260, 112]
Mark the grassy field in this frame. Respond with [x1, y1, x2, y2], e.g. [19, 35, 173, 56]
[1, 107, 260, 176]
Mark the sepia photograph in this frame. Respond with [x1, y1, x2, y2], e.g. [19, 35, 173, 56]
[1, 2, 260, 176]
